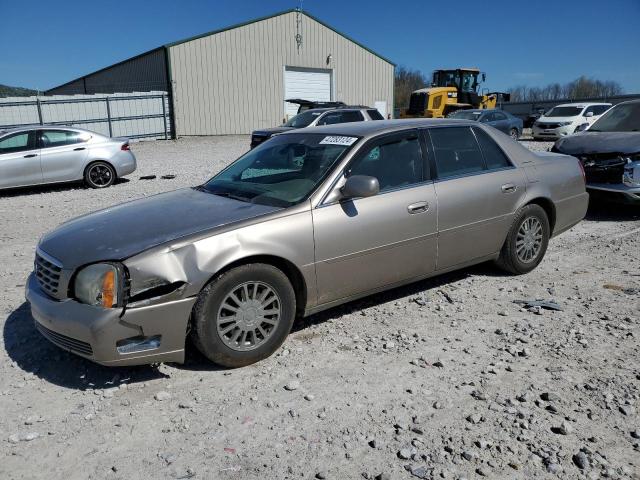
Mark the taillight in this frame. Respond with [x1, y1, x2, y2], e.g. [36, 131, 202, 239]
[121, 143, 130, 151]
[577, 158, 586, 184]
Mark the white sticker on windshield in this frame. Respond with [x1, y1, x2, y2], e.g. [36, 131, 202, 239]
[319, 136, 358, 146]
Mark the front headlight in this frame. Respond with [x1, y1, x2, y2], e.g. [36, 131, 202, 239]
[623, 157, 640, 187]
[558, 121, 573, 127]
[74, 263, 123, 308]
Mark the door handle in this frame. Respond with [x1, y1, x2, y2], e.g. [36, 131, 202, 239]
[73, 147, 86, 151]
[407, 201, 429, 214]
[501, 183, 517, 193]
[23, 154, 38, 158]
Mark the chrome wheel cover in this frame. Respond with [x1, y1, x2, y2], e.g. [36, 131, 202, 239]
[516, 216, 543, 263]
[216, 281, 281, 351]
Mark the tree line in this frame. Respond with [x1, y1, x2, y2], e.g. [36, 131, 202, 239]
[507, 76, 624, 102]
[393, 67, 625, 108]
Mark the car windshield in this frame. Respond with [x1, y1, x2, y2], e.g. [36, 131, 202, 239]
[588, 103, 640, 132]
[283, 110, 323, 128]
[450, 111, 483, 120]
[200, 133, 358, 207]
[546, 106, 583, 117]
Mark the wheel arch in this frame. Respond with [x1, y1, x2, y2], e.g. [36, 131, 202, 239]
[83, 159, 117, 178]
[525, 197, 556, 234]
[198, 254, 308, 319]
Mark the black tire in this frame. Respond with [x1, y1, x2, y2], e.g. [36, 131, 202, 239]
[84, 161, 116, 189]
[191, 263, 296, 368]
[496, 204, 550, 275]
[509, 128, 519, 140]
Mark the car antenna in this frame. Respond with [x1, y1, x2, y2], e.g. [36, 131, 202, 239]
[295, 0, 303, 52]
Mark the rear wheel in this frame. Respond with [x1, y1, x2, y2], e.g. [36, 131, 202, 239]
[509, 128, 519, 140]
[496, 204, 550, 274]
[84, 162, 116, 188]
[191, 264, 296, 368]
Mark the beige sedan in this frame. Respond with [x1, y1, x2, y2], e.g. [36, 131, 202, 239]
[26, 119, 588, 368]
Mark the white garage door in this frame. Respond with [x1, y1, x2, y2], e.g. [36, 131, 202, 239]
[284, 67, 332, 119]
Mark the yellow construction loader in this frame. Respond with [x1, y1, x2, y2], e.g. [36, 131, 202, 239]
[401, 68, 510, 118]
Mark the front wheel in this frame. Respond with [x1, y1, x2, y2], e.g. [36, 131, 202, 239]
[509, 128, 519, 140]
[496, 204, 550, 274]
[84, 162, 116, 188]
[191, 264, 296, 368]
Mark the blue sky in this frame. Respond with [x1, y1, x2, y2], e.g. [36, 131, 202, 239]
[1, 0, 639, 93]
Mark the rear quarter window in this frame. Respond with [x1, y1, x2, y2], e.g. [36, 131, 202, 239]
[473, 127, 512, 170]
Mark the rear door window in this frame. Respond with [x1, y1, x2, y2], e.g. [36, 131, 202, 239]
[367, 109, 385, 120]
[39, 130, 90, 148]
[316, 112, 343, 126]
[317, 111, 365, 125]
[473, 127, 512, 170]
[340, 111, 365, 123]
[0, 131, 36, 154]
[429, 127, 485, 179]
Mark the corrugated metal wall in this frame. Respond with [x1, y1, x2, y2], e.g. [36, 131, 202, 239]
[46, 48, 168, 95]
[168, 11, 394, 135]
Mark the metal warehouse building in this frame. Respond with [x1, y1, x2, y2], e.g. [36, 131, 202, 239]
[46, 9, 395, 137]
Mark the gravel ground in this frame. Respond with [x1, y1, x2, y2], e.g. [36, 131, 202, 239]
[1, 135, 639, 480]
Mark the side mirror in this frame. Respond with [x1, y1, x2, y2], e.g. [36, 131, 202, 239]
[575, 123, 589, 133]
[584, 111, 594, 118]
[341, 175, 379, 199]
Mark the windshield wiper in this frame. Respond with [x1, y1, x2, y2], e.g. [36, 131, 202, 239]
[210, 191, 252, 203]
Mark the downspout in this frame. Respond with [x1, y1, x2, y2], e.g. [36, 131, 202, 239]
[164, 46, 178, 139]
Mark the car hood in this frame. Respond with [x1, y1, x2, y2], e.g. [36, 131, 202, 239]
[538, 116, 579, 124]
[554, 131, 640, 156]
[252, 126, 297, 136]
[38, 188, 281, 268]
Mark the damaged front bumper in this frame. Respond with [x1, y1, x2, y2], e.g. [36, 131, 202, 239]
[25, 273, 196, 366]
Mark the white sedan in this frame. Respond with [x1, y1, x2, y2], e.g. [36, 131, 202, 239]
[0, 126, 136, 190]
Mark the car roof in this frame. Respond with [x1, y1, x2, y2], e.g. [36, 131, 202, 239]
[303, 106, 371, 114]
[0, 124, 95, 136]
[618, 99, 640, 106]
[279, 118, 476, 138]
[552, 102, 611, 108]
[455, 109, 488, 114]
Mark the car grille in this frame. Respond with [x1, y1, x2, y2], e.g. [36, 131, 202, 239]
[35, 252, 63, 296]
[537, 123, 561, 129]
[35, 322, 93, 356]
[580, 154, 626, 184]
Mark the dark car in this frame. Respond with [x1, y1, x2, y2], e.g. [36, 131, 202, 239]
[551, 99, 640, 204]
[250, 107, 384, 148]
[524, 108, 547, 129]
[449, 109, 523, 140]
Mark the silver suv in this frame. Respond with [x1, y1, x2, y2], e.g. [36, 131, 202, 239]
[250, 106, 384, 148]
